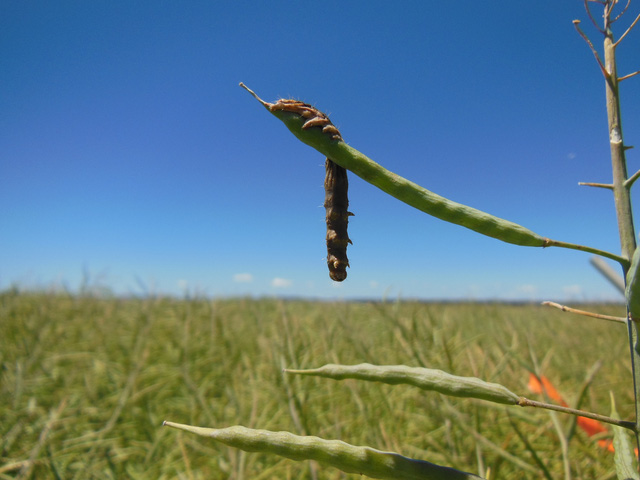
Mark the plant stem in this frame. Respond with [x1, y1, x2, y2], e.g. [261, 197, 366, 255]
[517, 397, 637, 432]
[599, 0, 640, 451]
[543, 238, 628, 266]
[578, 181, 614, 189]
[605, 42, 636, 262]
[541, 301, 626, 324]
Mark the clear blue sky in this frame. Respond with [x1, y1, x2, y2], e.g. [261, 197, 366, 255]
[2, 2, 640, 301]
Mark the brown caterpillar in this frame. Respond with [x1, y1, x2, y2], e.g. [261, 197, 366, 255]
[324, 157, 352, 281]
[268, 98, 352, 281]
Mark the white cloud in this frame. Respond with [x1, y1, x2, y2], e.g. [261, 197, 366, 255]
[233, 273, 253, 283]
[271, 277, 292, 288]
[563, 284, 583, 299]
[516, 284, 538, 297]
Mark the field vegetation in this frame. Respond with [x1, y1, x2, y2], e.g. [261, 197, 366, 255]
[0, 290, 630, 478]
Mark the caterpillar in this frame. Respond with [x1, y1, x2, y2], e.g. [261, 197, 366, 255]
[324, 157, 353, 281]
[265, 97, 352, 281]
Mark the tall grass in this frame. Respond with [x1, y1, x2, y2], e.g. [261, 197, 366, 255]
[0, 290, 629, 478]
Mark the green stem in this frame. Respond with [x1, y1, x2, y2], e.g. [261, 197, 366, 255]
[517, 397, 637, 433]
[599, 0, 640, 452]
[605, 45, 636, 261]
[543, 239, 628, 267]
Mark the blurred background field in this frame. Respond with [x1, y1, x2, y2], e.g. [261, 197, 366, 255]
[0, 290, 631, 479]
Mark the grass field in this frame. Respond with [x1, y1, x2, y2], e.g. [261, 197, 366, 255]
[0, 290, 632, 479]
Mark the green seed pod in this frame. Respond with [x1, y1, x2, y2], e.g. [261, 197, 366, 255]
[626, 246, 640, 319]
[239, 83, 545, 248]
[285, 363, 520, 406]
[320, 142, 545, 248]
[241, 83, 625, 264]
[163, 422, 483, 480]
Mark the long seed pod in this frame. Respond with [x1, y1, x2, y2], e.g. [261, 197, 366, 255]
[239, 83, 540, 247]
[163, 422, 483, 480]
[285, 363, 521, 406]
[240, 83, 626, 265]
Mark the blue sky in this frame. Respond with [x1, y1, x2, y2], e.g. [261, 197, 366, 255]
[2, 2, 640, 301]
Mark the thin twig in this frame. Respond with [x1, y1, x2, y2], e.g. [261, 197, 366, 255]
[543, 238, 628, 267]
[604, 0, 614, 30]
[578, 181, 614, 189]
[541, 301, 626, 324]
[517, 396, 637, 432]
[590, 255, 626, 294]
[573, 21, 610, 79]
[611, 0, 632, 24]
[585, 0, 607, 33]
[614, 11, 640, 46]
[625, 168, 640, 188]
[619, 70, 640, 81]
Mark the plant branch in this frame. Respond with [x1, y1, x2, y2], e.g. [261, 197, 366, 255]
[542, 238, 628, 267]
[578, 181, 614, 189]
[573, 20, 610, 80]
[614, 11, 640, 46]
[611, 0, 632, 24]
[625, 168, 640, 188]
[517, 396, 637, 432]
[619, 70, 640, 81]
[541, 300, 626, 323]
[584, 0, 607, 34]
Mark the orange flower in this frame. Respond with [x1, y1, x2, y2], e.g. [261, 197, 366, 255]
[528, 374, 565, 405]
[527, 373, 613, 452]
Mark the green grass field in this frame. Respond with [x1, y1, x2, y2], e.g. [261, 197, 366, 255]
[0, 290, 632, 479]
